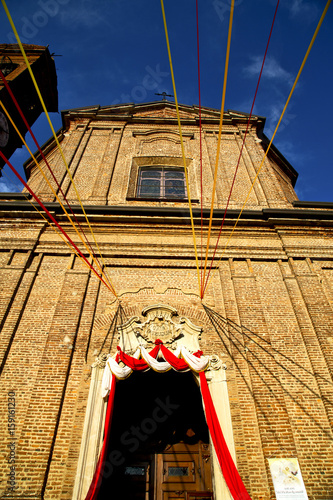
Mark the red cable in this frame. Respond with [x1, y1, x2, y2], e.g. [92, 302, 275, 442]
[203, 0, 280, 296]
[0, 149, 112, 290]
[196, 0, 204, 294]
[0, 69, 109, 286]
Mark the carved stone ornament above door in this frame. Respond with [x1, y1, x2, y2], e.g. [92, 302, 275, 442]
[117, 304, 202, 354]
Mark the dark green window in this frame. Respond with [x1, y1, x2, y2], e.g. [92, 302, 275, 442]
[137, 167, 187, 199]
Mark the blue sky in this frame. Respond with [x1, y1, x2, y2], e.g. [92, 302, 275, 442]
[0, 0, 332, 202]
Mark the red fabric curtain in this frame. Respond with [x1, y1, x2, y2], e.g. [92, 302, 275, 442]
[84, 374, 116, 500]
[84, 342, 252, 500]
[117, 343, 161, 370]
[199, 371, 251, 500]
[117, 349, 149, 370]
[160, 343, 190, 371]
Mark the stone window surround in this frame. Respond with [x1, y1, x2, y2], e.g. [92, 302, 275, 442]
[126, 156, 199, 202]
[137, 166, 187, 199]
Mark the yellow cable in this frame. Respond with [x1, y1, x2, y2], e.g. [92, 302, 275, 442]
[1, 0, 117, 297]
[0, 170, 91, 266]
[2, 170, 117, 286]
[160, 0, 201, 294]
[202, 0, 234, 292]
[203, 0, 332, 297]
[0, 99, 116, 295]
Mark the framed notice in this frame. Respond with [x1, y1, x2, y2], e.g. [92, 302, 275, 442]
[268, 458, 308, 500]
[186, 492, 213, 500]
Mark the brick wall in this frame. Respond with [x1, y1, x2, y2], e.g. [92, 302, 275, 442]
[1, 103, 332, 500]
[24, 106, 297, 209]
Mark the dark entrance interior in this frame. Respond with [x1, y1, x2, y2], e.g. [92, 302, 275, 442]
[98, 369, 213, 500]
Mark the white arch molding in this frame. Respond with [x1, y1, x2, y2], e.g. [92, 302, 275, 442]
[72, 305, 236, 500]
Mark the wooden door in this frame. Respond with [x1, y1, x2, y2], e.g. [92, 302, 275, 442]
[98, 370, 213, 500]
[155, 442, 212, 500]
[111, 442, 213, 500]
[111, 458, 152, 500]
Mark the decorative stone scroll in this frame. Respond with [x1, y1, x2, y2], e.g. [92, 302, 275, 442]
[117, 304, 203, 354]
[92, 353, 109, 369]
[207, 354, 227, 372]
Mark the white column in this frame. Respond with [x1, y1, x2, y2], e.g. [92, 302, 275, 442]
[72, 362, 107, 500]
[203, 361, 236, 500]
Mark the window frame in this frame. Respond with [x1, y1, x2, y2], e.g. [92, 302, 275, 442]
[136, 166, 188, 200]
[126, 156, 198, 203]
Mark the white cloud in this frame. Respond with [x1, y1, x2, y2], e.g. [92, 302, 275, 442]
[0, 178, 19, 193]
[272, 137, 307, 168]
[230, 98, 255, 115]
[243, 56, 294, 86]
[287, 0, 319, 20]
[264, 103, 298, 138]
[295, 183, 311, 200]
[59, 4, 111, 30]
[61, 63, 131, 86]
[289, 0, 304, 15]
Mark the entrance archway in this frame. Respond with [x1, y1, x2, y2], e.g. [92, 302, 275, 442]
[98, 370, 213, 500]
[72, 305, 242, 500]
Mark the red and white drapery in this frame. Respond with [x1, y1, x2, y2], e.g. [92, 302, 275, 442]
[85, 340, 251, 500]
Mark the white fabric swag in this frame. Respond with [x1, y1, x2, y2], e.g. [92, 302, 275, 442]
[101, 344, 209, 398]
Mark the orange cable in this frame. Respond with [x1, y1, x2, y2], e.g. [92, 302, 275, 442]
[1, 0, 117, 296]
[0, 170, 94, 270]
[0, 99, 116, 295]
[203, 0, 332, 297]
[201, 0, 235, 294]
[160, 0, 201, 294]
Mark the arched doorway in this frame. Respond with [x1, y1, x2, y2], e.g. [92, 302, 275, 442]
[72, 305, 237, 500]
[98, 369, 213, 500]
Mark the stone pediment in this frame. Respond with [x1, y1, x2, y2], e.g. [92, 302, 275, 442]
[62, 103, 255, 125]
[133, 107, 194, 119]
[117, 304, 202, 354]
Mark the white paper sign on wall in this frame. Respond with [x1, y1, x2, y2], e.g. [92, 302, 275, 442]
[268, 458, 309, 500]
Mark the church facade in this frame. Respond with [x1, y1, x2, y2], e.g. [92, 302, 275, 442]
[0, 101, 332, 500]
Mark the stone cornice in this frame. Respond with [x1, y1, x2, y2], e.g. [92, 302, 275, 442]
[0, 201, 333, 224]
